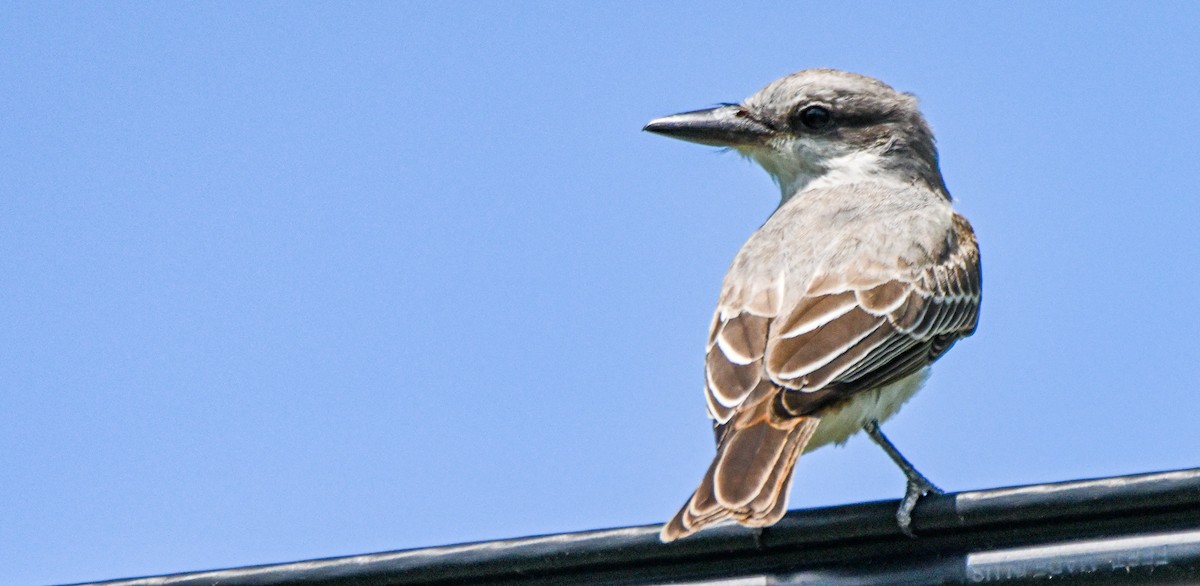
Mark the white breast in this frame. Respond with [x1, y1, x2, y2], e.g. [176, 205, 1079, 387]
[802, 368, 929, 452]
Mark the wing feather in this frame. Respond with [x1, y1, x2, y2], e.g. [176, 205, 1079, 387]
[768, 307, 885, 380]
[703, 213, 981, 425]
[773, 292, 858, 338]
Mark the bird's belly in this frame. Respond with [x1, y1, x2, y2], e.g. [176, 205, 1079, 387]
[802, 368, 930, 452]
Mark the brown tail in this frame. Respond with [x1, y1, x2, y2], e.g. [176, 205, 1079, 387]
[660, 403, 819, 542]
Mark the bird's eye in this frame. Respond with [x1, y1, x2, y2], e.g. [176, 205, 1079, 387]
[792, 105, 833, 131]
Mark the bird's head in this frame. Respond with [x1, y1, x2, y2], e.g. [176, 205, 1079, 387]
[644, 69, 947, 200]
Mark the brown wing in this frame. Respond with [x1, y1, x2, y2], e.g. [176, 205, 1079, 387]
[666, 214, 980, 541]
[705, 213, 981, 430]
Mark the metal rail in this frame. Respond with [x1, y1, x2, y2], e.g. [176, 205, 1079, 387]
[78, 467, 1200, 585]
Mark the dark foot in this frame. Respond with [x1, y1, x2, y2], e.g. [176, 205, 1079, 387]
[862, 420, 944, 538]
[896, 474, 942, 538]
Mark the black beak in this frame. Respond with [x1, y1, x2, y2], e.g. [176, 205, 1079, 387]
[643, 104, 774, 147]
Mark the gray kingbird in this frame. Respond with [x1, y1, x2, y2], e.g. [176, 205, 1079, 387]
[645, 69, 981, 542]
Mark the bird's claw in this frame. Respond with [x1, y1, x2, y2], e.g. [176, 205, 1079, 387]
[896, 477, 942, 538]
[862, 419, 944, 538]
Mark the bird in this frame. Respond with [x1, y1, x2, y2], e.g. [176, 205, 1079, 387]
[644, 69, 981, 542]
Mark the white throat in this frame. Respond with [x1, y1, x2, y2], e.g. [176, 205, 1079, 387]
[749, 147, 910, 205]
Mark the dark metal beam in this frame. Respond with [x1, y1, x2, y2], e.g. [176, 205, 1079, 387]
[76, 467, 1200, 585]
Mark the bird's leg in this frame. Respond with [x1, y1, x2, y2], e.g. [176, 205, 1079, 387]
[863, 420, 942, 538]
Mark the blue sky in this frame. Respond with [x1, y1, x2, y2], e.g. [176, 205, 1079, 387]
[5, 2, 1200, 584]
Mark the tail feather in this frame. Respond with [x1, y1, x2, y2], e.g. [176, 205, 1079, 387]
[661, 403, 820, 542]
